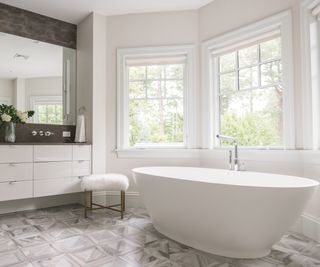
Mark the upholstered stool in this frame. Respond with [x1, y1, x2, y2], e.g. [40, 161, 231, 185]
[81, 173, 129, 219]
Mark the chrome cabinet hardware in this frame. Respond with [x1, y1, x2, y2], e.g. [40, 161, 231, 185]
[45, 131, 55, 136]
[38, 131, 55, 137]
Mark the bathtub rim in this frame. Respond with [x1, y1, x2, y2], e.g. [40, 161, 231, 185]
[132, 166, 319, 189]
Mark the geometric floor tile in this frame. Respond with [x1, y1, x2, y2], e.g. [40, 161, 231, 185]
[0, 204, 318, 266]
[13, 233, 48, 247]
[54, 235, 94, 253]
[100, 237, 141, 256]
[7, 225, 40, 239]
[32, 254, 80, 267]
[21, 242, 61, 261]
[89, 229, 119, 244]
[71, 246, 113, 265]
[0, 250, 27, 267]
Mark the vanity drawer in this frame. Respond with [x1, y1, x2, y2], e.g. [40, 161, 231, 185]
[0, 163, 33, 182]
[34, 162, 72, 180]
[34, 177, 82, 197]
[34, 145, 72, 162]
[0, 146, 33, 163]
[0, 181, 33, 201]
[72, 161, 91, 177]
[73, 145, 91, 161]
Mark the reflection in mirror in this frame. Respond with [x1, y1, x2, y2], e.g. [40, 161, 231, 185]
[0, 32, 76, 125]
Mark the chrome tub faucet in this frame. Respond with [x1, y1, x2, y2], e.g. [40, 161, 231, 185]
[216, 134, 240, 171]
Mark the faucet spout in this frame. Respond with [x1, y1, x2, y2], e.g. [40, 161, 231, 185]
[216, 134, 240, 171]
[216, 134, 238, 145]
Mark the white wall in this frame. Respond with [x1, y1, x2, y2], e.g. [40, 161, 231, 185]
[92, 13, 107, 174]
[25, 77, 62, 110]
[13, 78, 26, 111]
[77, 13, 108, 174]
[77, 14, 94, 142]
[105, 11, 201, 192]
[0, 79, 14, 104]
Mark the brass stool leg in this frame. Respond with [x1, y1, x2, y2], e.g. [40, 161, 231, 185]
[90, 191, 93, 209]
[84, 191, 92, 218]
[121, 191, 125, 219]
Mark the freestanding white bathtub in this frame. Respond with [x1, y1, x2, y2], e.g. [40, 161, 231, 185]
[132, 167, 319, 258]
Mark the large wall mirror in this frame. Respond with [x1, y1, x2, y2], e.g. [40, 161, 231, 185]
[0, 32, 76, 125]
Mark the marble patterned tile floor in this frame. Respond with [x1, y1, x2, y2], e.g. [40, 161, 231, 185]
[0, 205, 319, 267]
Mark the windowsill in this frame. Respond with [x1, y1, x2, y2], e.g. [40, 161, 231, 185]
[115, 147, 320, 164]
[115, 148, 200, 159]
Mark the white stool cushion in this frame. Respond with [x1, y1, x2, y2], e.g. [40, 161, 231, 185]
[81, 173, 129, 192]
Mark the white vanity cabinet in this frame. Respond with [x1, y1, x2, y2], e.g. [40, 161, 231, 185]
[34, 144, 91, 197]
[0, 144, 91, 201]
[0, 145, 33, 201]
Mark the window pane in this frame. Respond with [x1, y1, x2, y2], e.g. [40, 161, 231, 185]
[129, 66, 146, 80]
[127, 61, 185, 147]
[147, 65, 164, 79]
[220, 88, 282, 146]
[219, 52, 236, 73]
[165, 80, 184, 98]
[220, 72, 237, 94]
[146, 80, 163, 98]
[239, 45, 258, 68]
[37, 105, 47, 113]
[39, 113, 47, 123]
[239, 67, 258, 90]
[261, 61, 282, 86]
[129, 99, 183, 146]
[35, 103, 62, 124]
[260, 37, 281, 62]
[166, 64, 183, 79]
[129, 81, 145, 98]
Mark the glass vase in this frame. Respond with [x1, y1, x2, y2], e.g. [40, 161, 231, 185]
[4, 122, 16, 143]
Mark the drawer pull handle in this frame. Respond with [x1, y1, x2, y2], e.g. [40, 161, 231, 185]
[78, 176, 84, 180]
[9, 181, 17, 185]
[9, 163, 17, 167]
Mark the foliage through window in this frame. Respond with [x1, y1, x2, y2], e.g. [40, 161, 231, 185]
[217, 37, 283, 147]
[128, 63, 185, 147]
[31, 96, 63, 124]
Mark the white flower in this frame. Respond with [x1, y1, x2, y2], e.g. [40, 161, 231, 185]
[1, 113, 12, 122]
[17, 111, 28, 123]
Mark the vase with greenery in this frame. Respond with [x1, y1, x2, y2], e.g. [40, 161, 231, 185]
[0, 104, 34, 143]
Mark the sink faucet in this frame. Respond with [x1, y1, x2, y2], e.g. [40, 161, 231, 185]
[216, 134, 240, 171]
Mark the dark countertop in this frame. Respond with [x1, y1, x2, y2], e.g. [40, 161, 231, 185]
[0, 142, 91, 145]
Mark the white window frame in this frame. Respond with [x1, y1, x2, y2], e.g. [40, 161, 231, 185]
[117, 45, 197, 151]
[201, 10, 294, 149]
[301, 0, 320, 150]
[30, 95, 63, 124]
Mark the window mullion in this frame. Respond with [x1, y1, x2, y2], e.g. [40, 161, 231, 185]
[258, 44, 262, 87]
[236, 52, 240, 91]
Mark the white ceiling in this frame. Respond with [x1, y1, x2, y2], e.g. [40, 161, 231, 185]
[0, 0, 214, 24]
[0, 33, 62, 79]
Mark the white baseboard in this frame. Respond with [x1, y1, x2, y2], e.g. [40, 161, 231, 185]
[0, 191, 143, 215]
[0, 193, 82, 215]
[291, 213, 320, 242]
